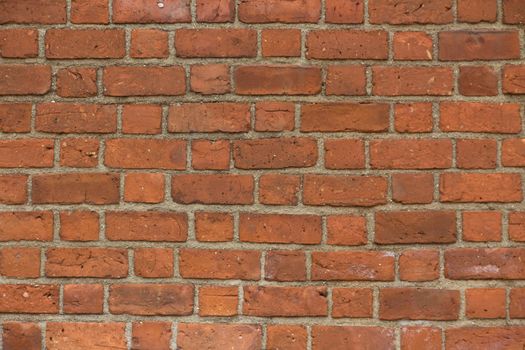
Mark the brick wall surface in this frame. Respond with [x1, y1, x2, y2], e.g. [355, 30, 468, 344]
[0, 0, 525, 349]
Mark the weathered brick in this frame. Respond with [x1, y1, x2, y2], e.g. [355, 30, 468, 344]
[239, 213, 322, 244]
[179, 249, 260, 279]
[46, 29, 125, 59]
[243, 286, 328, 316]
[46, 248, 128, 278]
[304, 175, 387, 207]
[33, 173, 120, 204]
[106, 211, 187, 242]
[312, 251, 395, 281]
[109, 284, 193, 315]
[105, 138, 186, 169]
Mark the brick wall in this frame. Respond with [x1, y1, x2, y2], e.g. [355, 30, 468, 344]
[1, 0, 525, 349]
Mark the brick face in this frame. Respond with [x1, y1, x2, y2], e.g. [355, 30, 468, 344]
[1, 1, 524, 348]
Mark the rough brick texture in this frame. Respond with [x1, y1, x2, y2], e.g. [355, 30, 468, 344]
[0, 0, 524, 349]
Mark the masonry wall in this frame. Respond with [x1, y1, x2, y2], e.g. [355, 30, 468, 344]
[0, 0, 525, 349]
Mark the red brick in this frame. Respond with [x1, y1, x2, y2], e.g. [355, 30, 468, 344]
[190, 64, 230, 95]
[332, 288, 373, 318]
[401, 327, 441, 350]
[439, 31, 521, 60]
[446, 327, 525, 349]
[375, 211, 456, 244]
[46, 29, 124, 59]
[503, 65, 525, 94]
[175, 29, 256, 58]
[63, 284, 103, 314]
[327, 215, 367, 246]
[122, 104, 162, 134]
[32, 173, 120, 204]
[131, 29, 169, 58]
[503, 138, 525, 166]
[169, 103, 250, 133]
[265, 251, 306, 281]
[240, 213, 322, 244]
[440, 173, 522, 203]
[134, 248, 173, 278]
[326, 65, 366, 95]
[124, 173, 165, 203]
[255, 102, 295, 131]
[0, 285, 58, 313]
[104, 66, 185, 96]
[0, 0, 66, 24]
[259, 174, 300, 205]
[312, 326, 394, 349]
[235, 66, 321, 95]
[325, 0, 364, 23]
[56, 67, 97, 98]
[0, 211, 53, 242]
[458, 66, 498, 96]
[380, 288, 459, 320]
[172, 174, 254, 204]
[466, 288, 505, 319]
[198, 286, 238, 316]
[196, 0, 234, 22]
[304, 175, 387, 207]
[46, 248, 128, 278]
[392, 173, 434, 204]
[0, 175, 27, 204]
[509, 212, 525, 242]
[371, 139, 452, 169]
[445, 248, 525, 279]
[373, 66, 453, 96]
[399, 249, 439, 281]
[2, 322, 41, 350]
[0, 29, 38, 58]
[510, 288, 525, 318]
[179, 249, 260, 280]
[457, 139, 497, 169]
[71, 0, 109, 24]
[0, 103, 31, 132]
[0, 65, 51, 95]
[267, 325, 307, 350]
[301, 103, 389, 132]
[307, 30, 388, 59]
[60, 211, 99, 241]
[243, 286, 327, 316]
[132, 322, 172, 350]
[46, 322, 126, 350]
[60, 138, 99, 168]
[503, 0, 525, 23]
[113, 0, 190, 23]
[324, 139, 364, 170]
[234, 137, 317, 169]
[109, 284, 193, 315]
[0, 247, 40, 278]
[177, 324, 262, 350]
[462, 211, 502, 242]
[195, 212, 233, 242]
[36, 103, 117, 133]
[192, 139, 230, 170]
[393, 32, 433, 60]
[105, 138, 186, 169]
[106, 211, 187, 242]
[239, 0, 321, 23]
[312, 251, 395, 281]
[440, 102, 522, 133]
[458, 0, 496, 22]
[262, 29, 301, 57]
[394, 103, 433, 133]
[369, 0, 453, 24]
